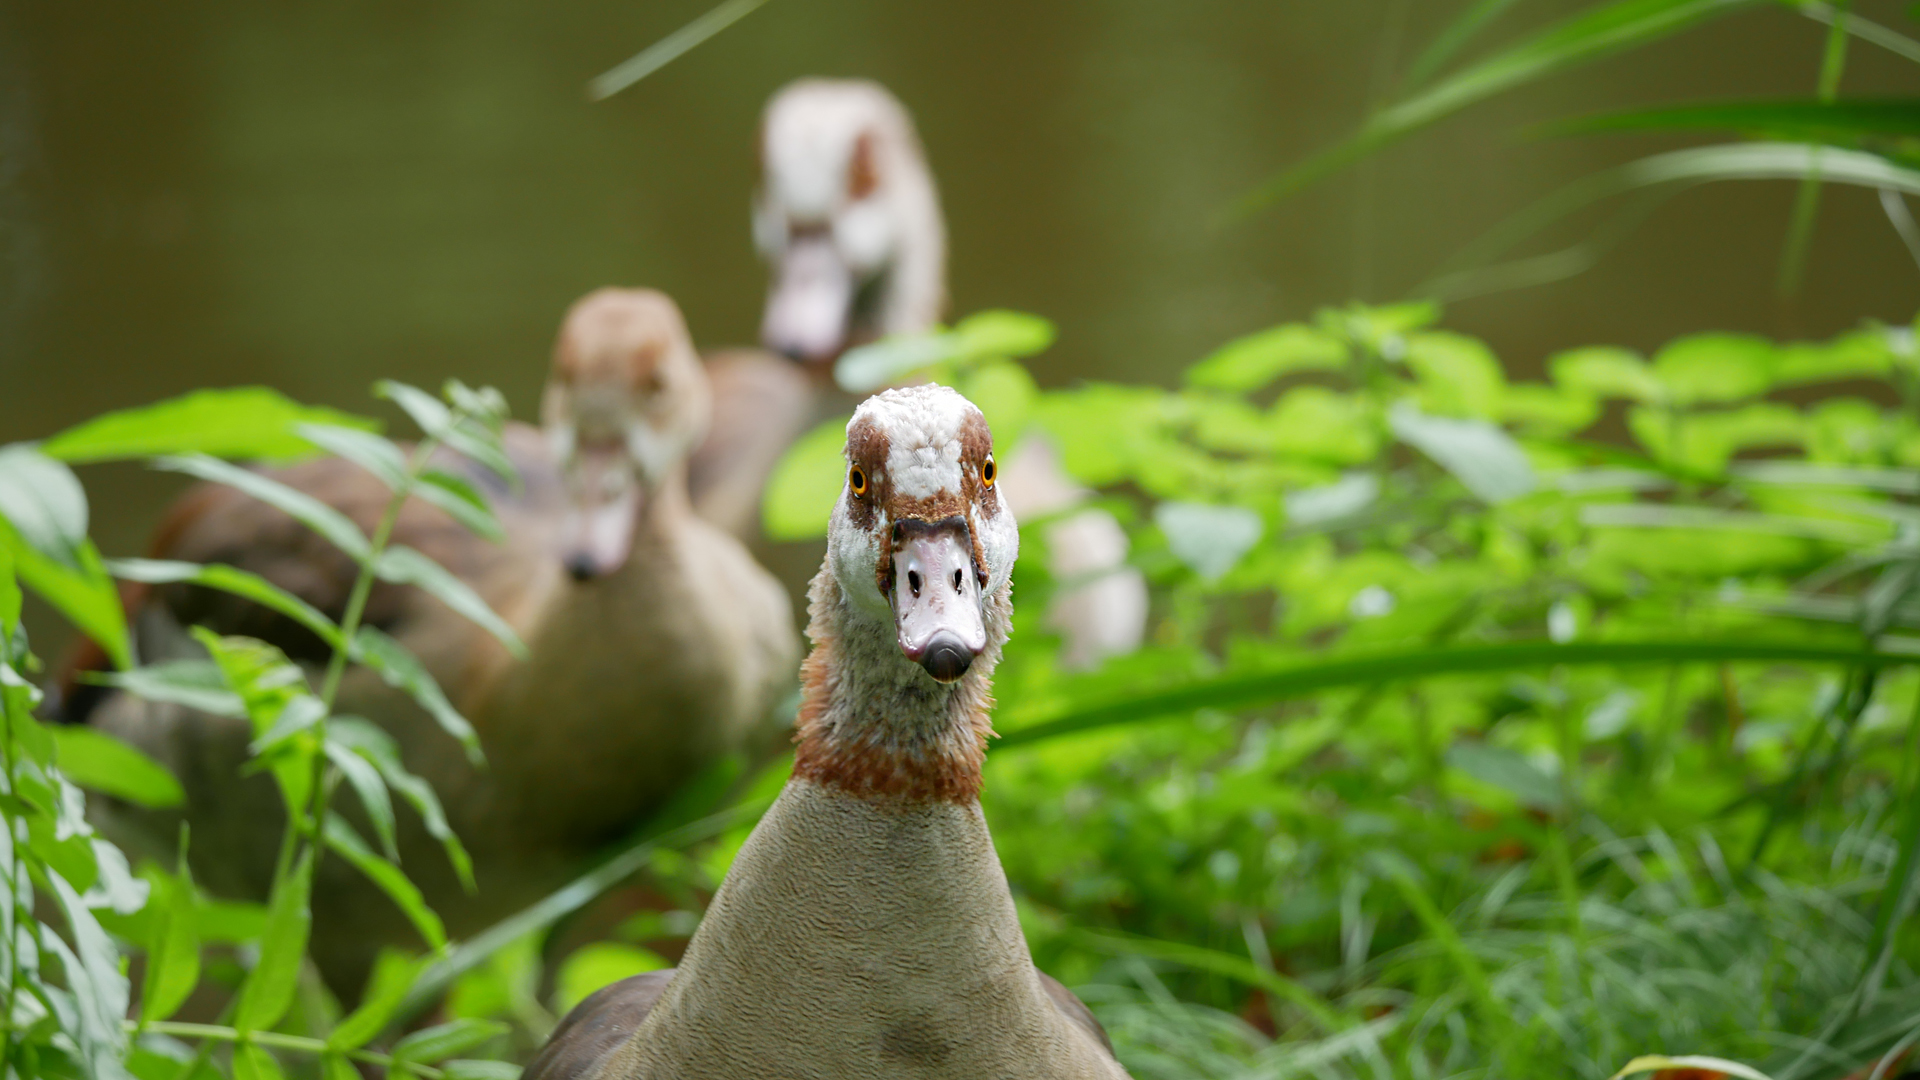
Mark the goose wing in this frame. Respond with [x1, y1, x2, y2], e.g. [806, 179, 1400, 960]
[523, 969, 677, 1080]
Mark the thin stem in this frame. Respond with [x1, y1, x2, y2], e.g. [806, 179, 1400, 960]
[1, 650, 18, 1071]
[1776, 0, 1852, 298]
[133, 1020, 447, 1078]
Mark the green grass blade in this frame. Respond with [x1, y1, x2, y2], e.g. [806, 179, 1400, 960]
[1072, 929, 1350, 1032]
[1232, 0, 1764, 215]
[1405, 0, 1529, 88]
[996, 640, 1917, 748]
[587, 0, 773, 101]
[1538, 98, 1920, 142]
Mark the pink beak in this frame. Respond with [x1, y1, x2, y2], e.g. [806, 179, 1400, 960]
[890, 517, 986, 683]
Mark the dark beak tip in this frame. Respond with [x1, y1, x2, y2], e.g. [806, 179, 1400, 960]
[564, 553, 601, 582]
[918, 633, 975, 683]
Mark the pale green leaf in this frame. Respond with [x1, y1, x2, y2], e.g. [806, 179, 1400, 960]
[40, 388, 377, 464]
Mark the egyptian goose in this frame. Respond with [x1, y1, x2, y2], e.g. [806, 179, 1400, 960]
[692, 78, 1145, 668]
[76, 289, 799, 996]
[525, 384, 1130, 1080]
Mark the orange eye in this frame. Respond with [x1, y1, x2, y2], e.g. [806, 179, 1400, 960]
[982, 455, 996, 488]
[849, 466, 868, 497]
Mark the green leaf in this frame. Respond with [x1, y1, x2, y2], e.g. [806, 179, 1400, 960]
[555, 942, 668, 1014]
[0, 521, 130, 670]
[0, 538, 18, 641]
[1155, 502, 1264, 583]
[108, 559, 344, 652]
[233, 848, 314, 1033]
[1551, 346, 1661, 402]
[1185, 324, 1347, 392]
[951, 309, 1056, 360]
[352, 626, 483, 766]
[90, 659, 246, 719]
[1652, 333, 1776, 405]
[321, 814, 446, 951]
[377, 381, 517, 487]
[390, 1018, 510, 1069]
[329, 949, 424, 1052]
[1235, 0, 1764, 212]
[374, 546, 526, 659]
[154, 454, 370, 561]
[957, 360, 1038, 444]
[294, 423, 409, 490]
[1389, 402, 1537, 503]
[1608, 1055, 1775, 1080]
[414, 470, 504, 542]
[0, 444, 89, 568]
[329, 718, 474, 893]
[46, 870, 131, 1071]
[442, 1062, 523, 1080]
[762, 419, 848, 541]
[1541, 97, 1920, 143]
[323, 739, 398, 860]
[249, 695, 327, 756]
[1446, 742, 1562, 810]
[1406, 331, 1506, 418]
[139, 851, 201, 1024]
[1071, 929, 1346, 1032]
[50, 726, 184, 809]
[1404, 0, 1526, 88]
[231, 1043, 285, 1080]
[40, 388, 378, 465]
[833, 310, 1056, 393]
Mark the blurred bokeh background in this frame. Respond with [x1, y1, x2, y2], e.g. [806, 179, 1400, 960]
[4, 0, 1916, 585]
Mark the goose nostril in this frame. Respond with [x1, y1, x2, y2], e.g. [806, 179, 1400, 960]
[908, 570, 921, 597]
[952, 569, 963, 592]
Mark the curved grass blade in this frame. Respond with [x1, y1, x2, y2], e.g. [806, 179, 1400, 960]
[109, 559, 344, 652]
[1538, 98, 1920, 143]
[1071, 928, 1349, 1032]
[587, 0, 773, 101]
[1233, 0, 1764, 216]
[41, 388, 377, 465]
[1404, 0, 1528, 89]
[1795, 2, 1920, 66]
[996, 639, 1920, 748]
[323, 741, 398, 861]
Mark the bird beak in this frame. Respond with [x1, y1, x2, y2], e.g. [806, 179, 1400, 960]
[560, 443, 640, 581]
[761, 233, 854, 364]
[889, 517, 987, 683]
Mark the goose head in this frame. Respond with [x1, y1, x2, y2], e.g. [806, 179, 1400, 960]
[541, 288, 711, 581]
[755, 78, 946, 365]
[824, 384, 1016, 684]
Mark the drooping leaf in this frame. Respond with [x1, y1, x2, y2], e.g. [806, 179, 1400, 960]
[1390, 401, 1538, 503]
[390, 1018, 510, 1069]
[323, 739, 398, 860]
[295, 423, 409, 490]
[40, 388, 377, 465]
[352, 626, 483, 766]
[50, 726, 184, 809]
[415, 470, 504, 541]
[328, 949, 424, 1052]
[108, 559, 344, 652]
[139, 853, 201, 1025]
[0, 444, 89, 568]
[374, 546, 526, 658]
[154, 454, 370, 561]
[233, 847, 314, 1033]
[329, 717, 474, 892]
[46, 870, 131, 1074]
[91, 660, 246, 719]
[0, 523, 130, 670]
[762, 419, 848, 541]
[321, 814, 446, 950]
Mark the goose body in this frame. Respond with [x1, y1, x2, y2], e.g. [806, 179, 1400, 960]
[77, 290, 798, 995]
[528, 385, 1130, 1080]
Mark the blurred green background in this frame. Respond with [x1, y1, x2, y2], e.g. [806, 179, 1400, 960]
[4, 0, 1917, 585]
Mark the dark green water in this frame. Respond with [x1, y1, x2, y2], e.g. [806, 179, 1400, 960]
[3, 0, 1917, 650]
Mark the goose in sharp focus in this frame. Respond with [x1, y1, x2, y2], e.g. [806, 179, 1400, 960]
[72, 288, 798, 998]
[525, 384, 1131, 1080]
[691, 77, 1146, 668]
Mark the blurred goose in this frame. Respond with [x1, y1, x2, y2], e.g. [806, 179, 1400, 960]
[526, 385, 1129, 1080]
[75, 289, 798, 997]
[692, 77, 1145, 668]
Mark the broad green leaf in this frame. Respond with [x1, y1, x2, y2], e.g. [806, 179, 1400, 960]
[374, 546, 526, 658]
[139, 856, 201, 1024]
[1155, 502, 1264, 583]
[324, 739, 398, 860]
[762, 419, 848, 540]
[0, 443, 88, 568]
[40, 388, 377, 464]
[1235, 0, 1763, 212]
[91, 659, 246, 719]
[1185, 324, 1347, 391]
[295, 423, 409, 490]
[1500, 383, 1600, 435]
[415, 470, 504, 541]
[321, 814, 446, 950]
[329, 717, 474, 892]
[1446, 742, 1562, 810]
[555, 942, 668, 1014]
[1270, 386, 1381, 464]
[108, 559, 344, 652]
[391, 1018, 510, 1069]
[249, 695, 327, 755]
[958, 360, 1038, 444]
[154, 454, 370, 561]
[1390, 402, 1537, 503]
[834, 310, 1055, 393]
[50, 726, 184, 809]
[1551, 346, 1661, 402]
[231, 1043, 285, 1080]
[1608, 1055, 1774, 1080]
[233, 847, 314, 1033]
[1652, 333, 1776, 405]
[329, 949, 424, 1051]
[951, 309, 1056, 360]
[1406, 331, 1506, 418]
[352, 626, 483, 766]
[1628, 402, 1804, 472]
